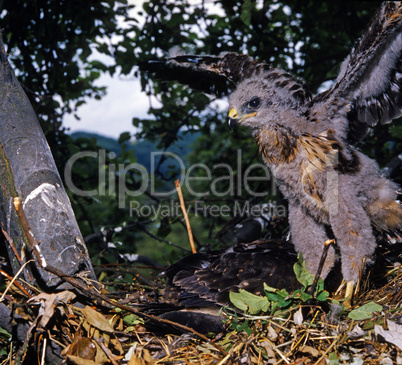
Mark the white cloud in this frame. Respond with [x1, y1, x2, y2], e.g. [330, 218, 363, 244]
[63, 0, 149, 139]
[63, 0, 225, 139]
[63, 72, 148, 139]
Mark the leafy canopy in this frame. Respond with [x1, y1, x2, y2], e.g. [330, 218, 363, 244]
[2, 1, 399, 260]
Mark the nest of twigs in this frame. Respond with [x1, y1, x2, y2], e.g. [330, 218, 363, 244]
[0, 254, 401, 365]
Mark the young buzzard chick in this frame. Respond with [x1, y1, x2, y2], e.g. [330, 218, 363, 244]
[141, 2, 402, 290]
[226, 3, 402, 285]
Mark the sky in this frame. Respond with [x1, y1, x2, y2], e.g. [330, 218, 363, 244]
[63, 71, 147, 139]
[62, 0, 227, 140]
[62, 1, 149, 139]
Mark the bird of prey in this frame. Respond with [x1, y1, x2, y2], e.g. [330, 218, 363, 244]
[141, 2, 402, 303]
[163, 240, 302, 309]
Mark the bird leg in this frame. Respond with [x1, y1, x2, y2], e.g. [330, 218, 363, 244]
[343, 258, 365, 308]
[288, 203, 336, 280]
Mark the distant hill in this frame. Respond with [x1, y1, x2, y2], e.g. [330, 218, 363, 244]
[71, 131, 122, 154]
[70, 131, 199, 174]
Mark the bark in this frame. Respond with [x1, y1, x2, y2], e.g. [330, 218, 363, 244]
[0, 36, 96, 289]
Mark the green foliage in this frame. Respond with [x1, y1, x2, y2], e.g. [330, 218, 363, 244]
[227, 312, 253, 335]
[229, 289, 270, 315]
[293, 253, 315, 288]
[389, 124, 402, 139]
[0, 327, 11, 341]
[0, 0, 135, 140]
[0, 326, 11, 358]
[122, 313, 144, 326]
[2, 0, 399, 266]
[264, 285, 292, 313]
[328, 352, 340, 365]
[229, 255, 329, 316]
[292, 253, 329, 302]
[348, 302, 383, 321]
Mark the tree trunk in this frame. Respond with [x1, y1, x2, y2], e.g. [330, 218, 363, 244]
[0, 36, 96, 290]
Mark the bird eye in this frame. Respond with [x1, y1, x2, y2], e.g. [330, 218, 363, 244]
[247, 97, 261, 109]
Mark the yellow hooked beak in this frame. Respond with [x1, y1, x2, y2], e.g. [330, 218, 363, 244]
[228, 108, 257, 130]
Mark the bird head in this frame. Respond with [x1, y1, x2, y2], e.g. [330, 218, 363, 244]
[228, 91, 263, 132]
[227, 70, 311, 133]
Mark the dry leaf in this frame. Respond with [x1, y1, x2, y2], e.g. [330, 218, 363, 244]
[294, 307, 303, 326]
[77, 306, 114, 333]
[298, 345, 320, 357]
[28, 291, 76, 328]
[66, 354, 100, 365]
[267, 325, 278, 341]
[347, 324, 367, 339]
[66, 336, 96, 360]
[259, 340, 276, 359]
[375, 320, 402, 350]
[125, 343, 153, 365]
[93, 340, 110, 364]
[110, 337, 124, 354]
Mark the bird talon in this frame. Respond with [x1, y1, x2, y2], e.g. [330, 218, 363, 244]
[343, 281, 354, 308]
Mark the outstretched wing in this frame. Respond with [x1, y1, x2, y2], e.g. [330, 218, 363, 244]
[312, 1, 402, 142]
[139, 53, 271, 96]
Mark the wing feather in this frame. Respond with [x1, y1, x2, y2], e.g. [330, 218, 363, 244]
[140, 2, 401, 142]
[139, 53, 269, 96]
[312, 1, 402, 142]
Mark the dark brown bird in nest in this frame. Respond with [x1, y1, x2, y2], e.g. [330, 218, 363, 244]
[158, 240, 302, 333]
[141, 2, 402, 305]
[163, 240, 302, 308]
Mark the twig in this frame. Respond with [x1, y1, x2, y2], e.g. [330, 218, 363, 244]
[94, 338, 119, 365]
[175, 179, 196, 253]
[312, 334, 341, 365]
[40, 336, 46, 365]
[217, 353, 231, 365]
[11, 197, 227, 353]
[42, 264, 228, 357]
[13, 197, 47, 268]
[308, 239, 334, 295]
[0, 260, 34, 302]
[0, 269, 32, 298]
[11, 195, 226, 357]
[1, 227, 22, 263]
[288, 309, 319, 356]
[138, 223, 191, 253]
[268, 337, 289, 365]
[1, 224, 34, 282]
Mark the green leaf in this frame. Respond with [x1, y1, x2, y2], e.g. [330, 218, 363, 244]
[348, 302, 383, 320]
[229, 289, 270, 315]
[388, 123, 402, 139]
[291, 289, 312, 302]
[264, 287, 291, 309]
[123, 313, 143, 326]
[328, 352, 340, 365]
[240, 0, 253, 26]
[263, 283, 279, 293]
[235, 320, 253, 335]
[0, 326, 11, 340]
[118, 132, 131, 144]
[315, 290, 329, 301]
[293, 253, 315, 288]
[316, 277, 326, 292]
